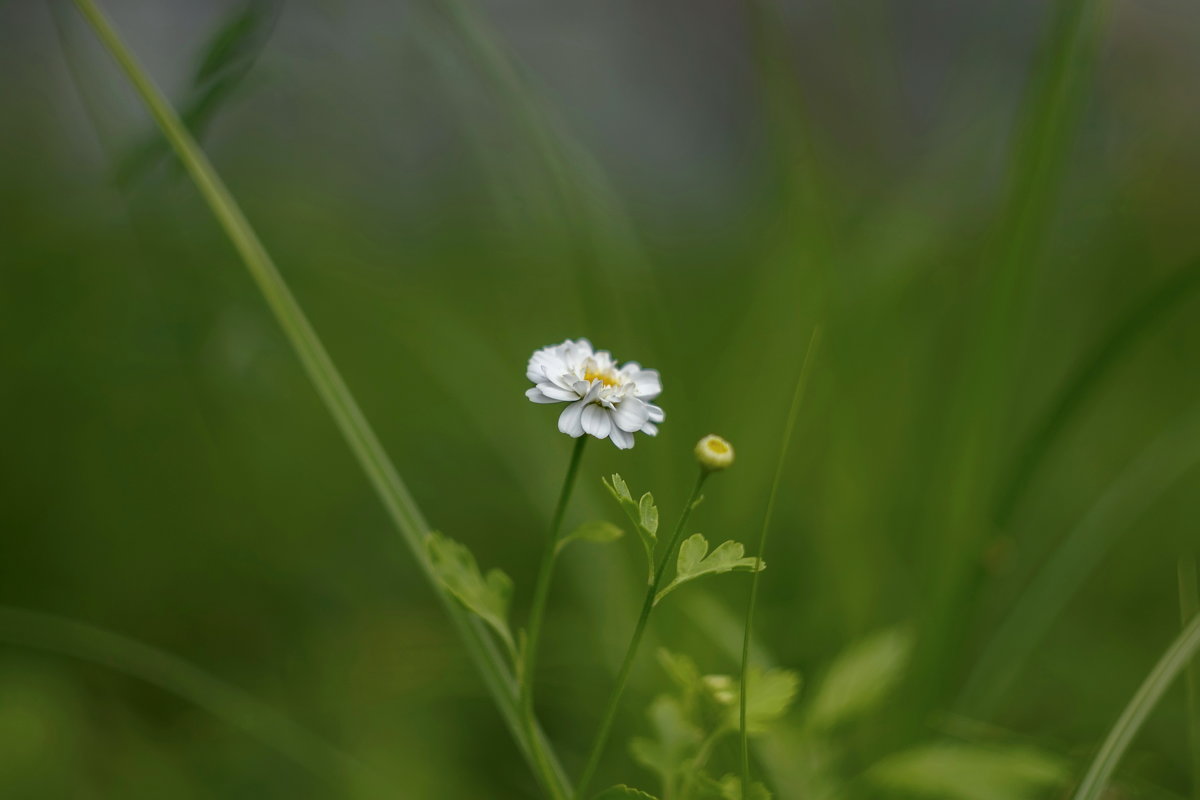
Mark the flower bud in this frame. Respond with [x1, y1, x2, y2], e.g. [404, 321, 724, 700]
[694, 434, 734, 472]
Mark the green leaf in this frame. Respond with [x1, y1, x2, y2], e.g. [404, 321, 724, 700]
[425, 532, 515, 658]
[593, 786, 660, 800]
[630, 695, 701, 785]
[806, 626, 913, 730]
[867, 743, 1069, 800]
[725, 667, 800, 732]
[638, 493, 659, 536]
[603, 474, 659, 581]
[556, 520, 624, 555]
[655, 535, 764, 605]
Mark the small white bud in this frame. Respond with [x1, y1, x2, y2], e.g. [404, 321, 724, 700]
[694, 434, 734, 472]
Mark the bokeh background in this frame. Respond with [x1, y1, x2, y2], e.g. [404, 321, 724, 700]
[3, 0, 1200, 797]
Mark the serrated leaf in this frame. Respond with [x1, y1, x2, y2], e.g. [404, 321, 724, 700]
[630, 695, 701, 785]
[603, 474, 658, 582]
[655, 535, 764, 605]
[725, 667, 800, 732]
[593, 786, 660, 800]
[867, 743, 1069, 800]
[426, 532, 515, 658]
[557, 520, 624, 555]
[806, 627, 913, 730]
[638, 493, 659, 535]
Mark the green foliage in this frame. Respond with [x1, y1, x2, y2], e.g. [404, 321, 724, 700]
[630, 695, 703, 791]
[867, 742, 1069, 800]
[806, 626, 913, 730]
[631, 652, 798, 799]
[426, 532, 516, 658]
[557, 520, 625, 555]
[708, 775, 771, 800]
[655, 535, 763, 605]
[603, 474, 659, 582]
[731, 667, 801, 733]
[593, 786, 660, 800]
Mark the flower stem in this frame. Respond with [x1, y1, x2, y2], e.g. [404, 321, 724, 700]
[522, 435, 588, 799]
[574, 470, 709, 800]
[739, 326, 820, 796]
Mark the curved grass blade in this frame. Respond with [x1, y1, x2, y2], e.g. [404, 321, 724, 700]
[1072, 612, 1200, 800]
[1181, 558, 1200, 800]
[994, 258, 1200, 524]
[67, 2, 569, 795]
[0, 606, 371, 791]
[959, 406, 1200, 715]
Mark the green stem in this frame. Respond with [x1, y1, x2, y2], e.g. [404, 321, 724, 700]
[522, 436, 588, 799]
[740, 327, 820, 795]
[66, 1, 571, 795]
[1180, 557, 1200, 800]
[574, 470, 709, 800]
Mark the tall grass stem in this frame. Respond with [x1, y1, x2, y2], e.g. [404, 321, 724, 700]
[739, 326, 821, 795]
[67, 1, 570, 794]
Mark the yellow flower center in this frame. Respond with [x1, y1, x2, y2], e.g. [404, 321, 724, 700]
[705, 439, 730, 454]
[585, 368, 620, 387]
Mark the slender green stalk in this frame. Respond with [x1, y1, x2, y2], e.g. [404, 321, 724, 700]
[1180, 557, 1200, 800]
[522, 436, 588, 800]
[67, 1, 570, 795]
[0, 606, 371, 792]
[740, 326, 821, 795]
[574, 471, 709, 800]
[1072, 611, 1200, 800]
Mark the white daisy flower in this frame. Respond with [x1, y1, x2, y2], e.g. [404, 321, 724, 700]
[525, 338, 665, 449]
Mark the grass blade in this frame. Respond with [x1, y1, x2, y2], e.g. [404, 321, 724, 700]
[67, 1, 569, 794]
[0, 606, 370, 791]
[1072, 612, 1200, 800]
[740, 326, 822, 793]
[994, 258, 1200, 524]
[959, 406, 1200, 714]
[1181, 557, 1200, 800]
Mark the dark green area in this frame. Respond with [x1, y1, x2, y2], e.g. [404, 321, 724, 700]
[2, 0, 1199, 797]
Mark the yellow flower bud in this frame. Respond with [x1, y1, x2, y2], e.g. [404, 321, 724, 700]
[694, 434, 734, 472]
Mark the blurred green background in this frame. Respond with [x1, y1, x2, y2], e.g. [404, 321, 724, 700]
[3, 0, 1200, 797]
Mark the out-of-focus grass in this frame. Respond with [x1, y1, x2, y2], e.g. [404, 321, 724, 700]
[2, 0, 1200, 797]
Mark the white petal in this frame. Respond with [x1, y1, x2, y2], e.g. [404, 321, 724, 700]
[645, 403, 665, 423]
[609, 427, 634, 449]
[581, 404, 612, 439]
[537, 382, 579, 402]
[641, 422, 659, 436]
[612, 397, 650, 432]
[558, 401, 587, 437]
[632, 369, 662, 399]
[526, 387, 563, 404]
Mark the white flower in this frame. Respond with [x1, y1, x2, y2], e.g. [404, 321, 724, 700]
[525, 338, 664, 449]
